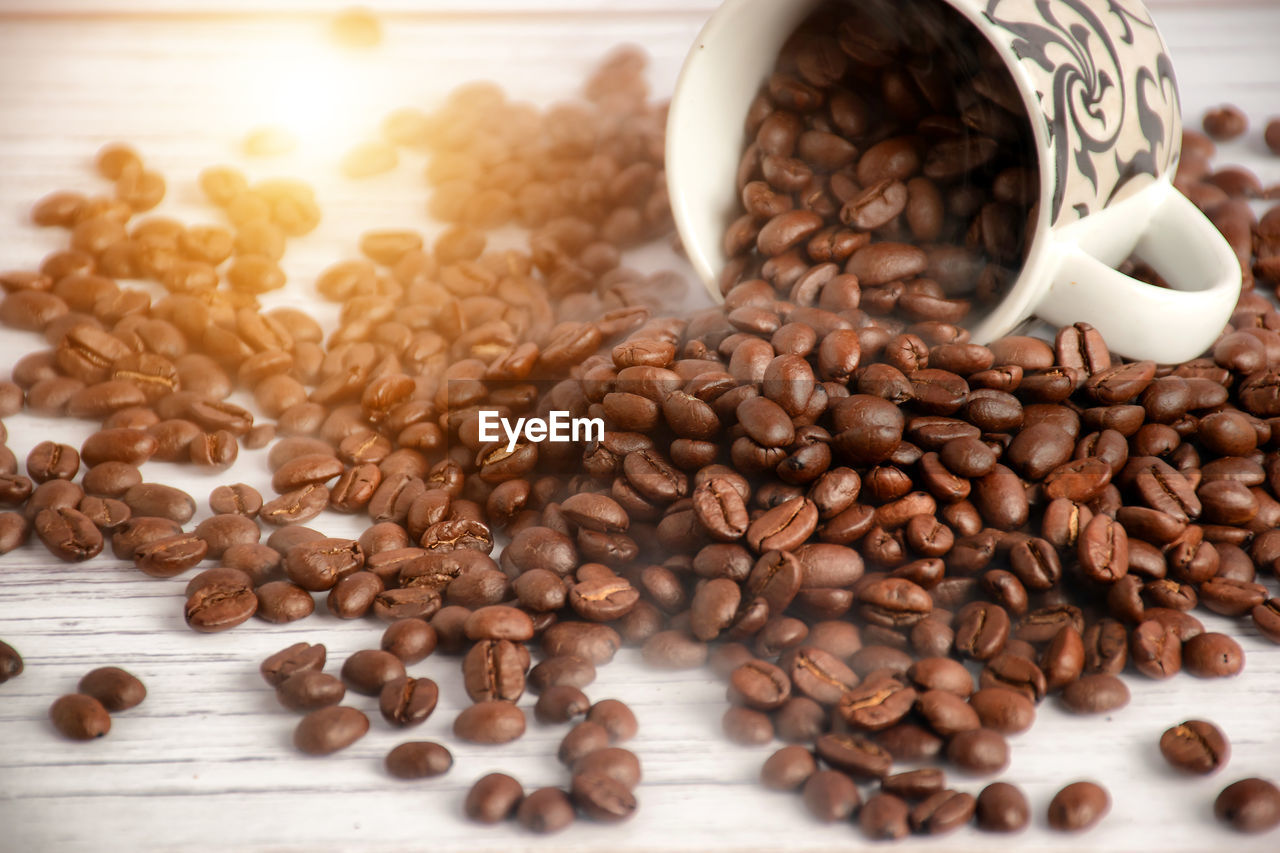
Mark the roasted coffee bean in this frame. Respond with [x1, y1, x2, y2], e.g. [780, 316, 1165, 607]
[761, 745, 818, 791]
[954, 601, 1009, 660]
[49, 694, 111, 740]
[327, 571, 383, 619]
[1060, 673, 1129, 714]
[35, 506, 103, 561]
[860, 792, 911, 841]
[787, 646, 858, 705]
[255, 581, 315, 624]
[975, 782, 1030, 833]
[0, 639, 22, 683]
[1160, 719, 1230, 775]
[947, 722, 1003, 773]
[261, 484, 330, 526]
[587, 698, 638, 742]
[729, 660, 792, 710]
[723, 705, 774, 745]
[465, 772, 525, 824]
[1214, 778, 1280, 833]
[1182, 632, 1244, 678]
[454, 700, 526, 744]
[379, 676, 439, 726]
[517, 786, 576, 834]
[802, 769, 861, 822]
[77, 667, 145, 712]
[276, 671, 346, 712]
[916, 689, 979, 737]
[185, 581, 257, 632]
[1047, 781, 1109, 832]
[560, 719, 612, 765]
[968, 687, 1035, 734]
[294, 706, 369, 755]
[135, 532, 208, 577]
[341, 649, 406, 695]
[285, 537, 363, 591]
[27, 441, 80, 483]
[910, 789, 976, 835]
[261, 642, 325, 686]
[535, 685, 592, 724]
[121, 483, 195, 525]
[381, 618, 437, 664]
[385, 741, 453, 780]
[209, 483, 262, 517]
[463, 639, 526, 703]
[815, 732, 893, 779]
[1130, 620, 1181, 679]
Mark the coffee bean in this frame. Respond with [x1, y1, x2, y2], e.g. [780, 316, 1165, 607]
[77, 667, 145, 712]
[27, 441, 80, 483]
[341, 649, 406, 695]
[571, 772, 638, 823]
[587, 698, 637, 742]
[910, 789, 975, 835]
[1160, 719, 1230, 775]
[0, 639, 22, 683]
[465, 772, 524, 824]
[1130, 619, 1181, 679]
[1215, 778, 1280, 833]
[975, 782, 1029, 833]
[729, 659, 792, 710]
[255, 581, 315, 624]
[1047, 781, 1109, 832]
[1181, 631, 1244, 678]
[209, 483, 263, 517]
[454, 700, 526, 744]
[761, 745, 817, 791]
[261, 642, 325, 686]
[945, 727, 1008, 775]
[294, 706, 369, 755]
[385, 741, 452, 780]
[560, 719, 612, 765]
[517, 787, 575, 834]
[1060, 673, 1130, 714]
[35, 506, 103, 561]
[535, 685, 591, 724]
[136, 532, 208, 577]
[122, 483, 195, 525]
[380, 618, 436, 664]
[379, 676, 439, 726]
[276, 671, 345, 712]
[574, 747, 642, 790]
[261, 484, 330, 526]
[50, 694, 111, 740]
[860, 792, 911, 840]
[185, 581, 257, 632]
[463, 639, 526, 703]
[1203, 105, 1248, 140]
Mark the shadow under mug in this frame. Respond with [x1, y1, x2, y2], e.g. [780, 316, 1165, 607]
[666, 0, 1241, 363]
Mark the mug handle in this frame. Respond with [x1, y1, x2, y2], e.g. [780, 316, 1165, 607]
[1033, 181, 1241, 363]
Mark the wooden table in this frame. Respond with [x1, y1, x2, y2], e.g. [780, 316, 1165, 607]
[1, 2, 1278, 850]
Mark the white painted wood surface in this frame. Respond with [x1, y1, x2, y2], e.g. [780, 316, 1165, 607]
[1, 2, 1279, 851]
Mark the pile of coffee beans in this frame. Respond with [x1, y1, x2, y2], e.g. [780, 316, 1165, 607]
[2, 8, 1280, 839]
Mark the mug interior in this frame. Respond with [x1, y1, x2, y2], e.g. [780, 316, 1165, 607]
[666, 0, 1053, 341]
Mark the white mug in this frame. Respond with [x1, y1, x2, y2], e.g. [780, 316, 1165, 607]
[666, 0, 1241, 363]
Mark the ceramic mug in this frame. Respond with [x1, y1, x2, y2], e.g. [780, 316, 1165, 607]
[666, 0, 1241, 362]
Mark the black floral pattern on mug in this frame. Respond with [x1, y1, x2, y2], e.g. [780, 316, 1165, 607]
[981, 0, 1180, 224]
